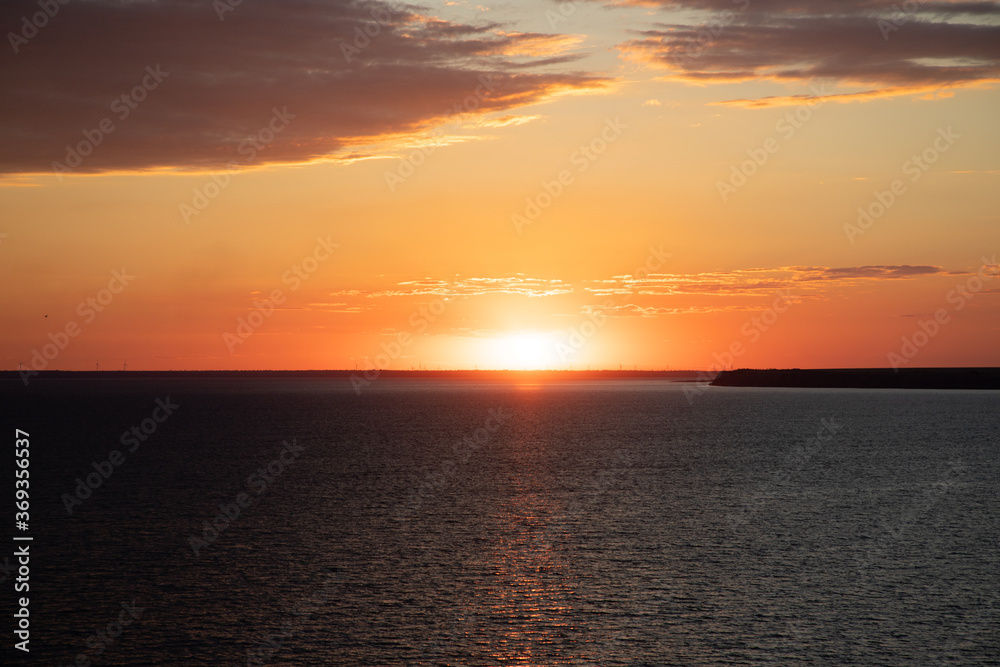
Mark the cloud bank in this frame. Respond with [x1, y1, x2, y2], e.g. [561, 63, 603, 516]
[0, 0, 605, 175]
[610, 0, 1000, 104]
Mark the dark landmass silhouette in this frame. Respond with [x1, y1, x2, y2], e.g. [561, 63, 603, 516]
[712, 368, 1000, 390]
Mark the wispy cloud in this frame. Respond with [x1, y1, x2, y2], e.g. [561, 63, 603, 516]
[585, 264, 948, 296]
[321, 264, 952, 313]
[326, 276, 574, 299]
[587, 303, 762, 317]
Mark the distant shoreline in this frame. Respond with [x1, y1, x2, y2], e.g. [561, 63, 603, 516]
[0, 369, 708, 381]
[712, 368, 1000, 390]
[4, 368, 999, 389]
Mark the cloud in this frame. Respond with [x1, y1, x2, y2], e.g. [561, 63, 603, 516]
[609, 0, 1000, 103]
[586, 303, 759, 317]
[350, 276, 575, 298]
[333, 264, 949, 306]
[314, 263, 963, 323]
[461, 114, 542, 128]
[571, 263, 958, 318]
[584, 264, 949, 296]
[0, 0, 607, 175]
[790, 264, 947, 280]
[304, 302, 370, 313]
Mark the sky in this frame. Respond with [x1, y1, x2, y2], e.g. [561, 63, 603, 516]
[1, 0, 999, 371]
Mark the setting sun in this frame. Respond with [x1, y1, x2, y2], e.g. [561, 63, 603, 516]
[489, 332, 559, 370]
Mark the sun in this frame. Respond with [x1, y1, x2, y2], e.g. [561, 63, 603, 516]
[489, 331, 558, 370]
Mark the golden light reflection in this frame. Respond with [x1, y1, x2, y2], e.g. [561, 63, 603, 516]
[460, 422, 596, 664]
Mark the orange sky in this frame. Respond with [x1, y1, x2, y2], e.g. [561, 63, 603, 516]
[1, 0, 998, 371]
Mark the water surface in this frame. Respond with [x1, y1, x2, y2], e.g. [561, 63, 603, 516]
[5, 378, 998, 665]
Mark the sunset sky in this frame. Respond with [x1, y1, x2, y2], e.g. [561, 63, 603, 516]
[2, 0, 998, 371]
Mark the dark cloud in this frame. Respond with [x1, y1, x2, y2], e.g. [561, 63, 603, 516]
[582, 265, 949, 298]
[0, 0, 605, 175]
[608, 0, 1000, 103]
[609, 0, 999, 14]
[792, 265, 946, 280]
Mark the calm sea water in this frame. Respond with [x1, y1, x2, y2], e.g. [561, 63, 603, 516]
[4, 378, 998, 666]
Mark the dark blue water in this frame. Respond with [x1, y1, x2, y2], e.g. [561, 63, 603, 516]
[4, 378, 998, 665]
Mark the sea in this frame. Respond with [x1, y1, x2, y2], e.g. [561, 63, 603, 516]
[3, 377, 998, 666]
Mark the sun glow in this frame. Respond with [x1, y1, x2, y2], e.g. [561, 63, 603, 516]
[488, 332, 560, 370]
